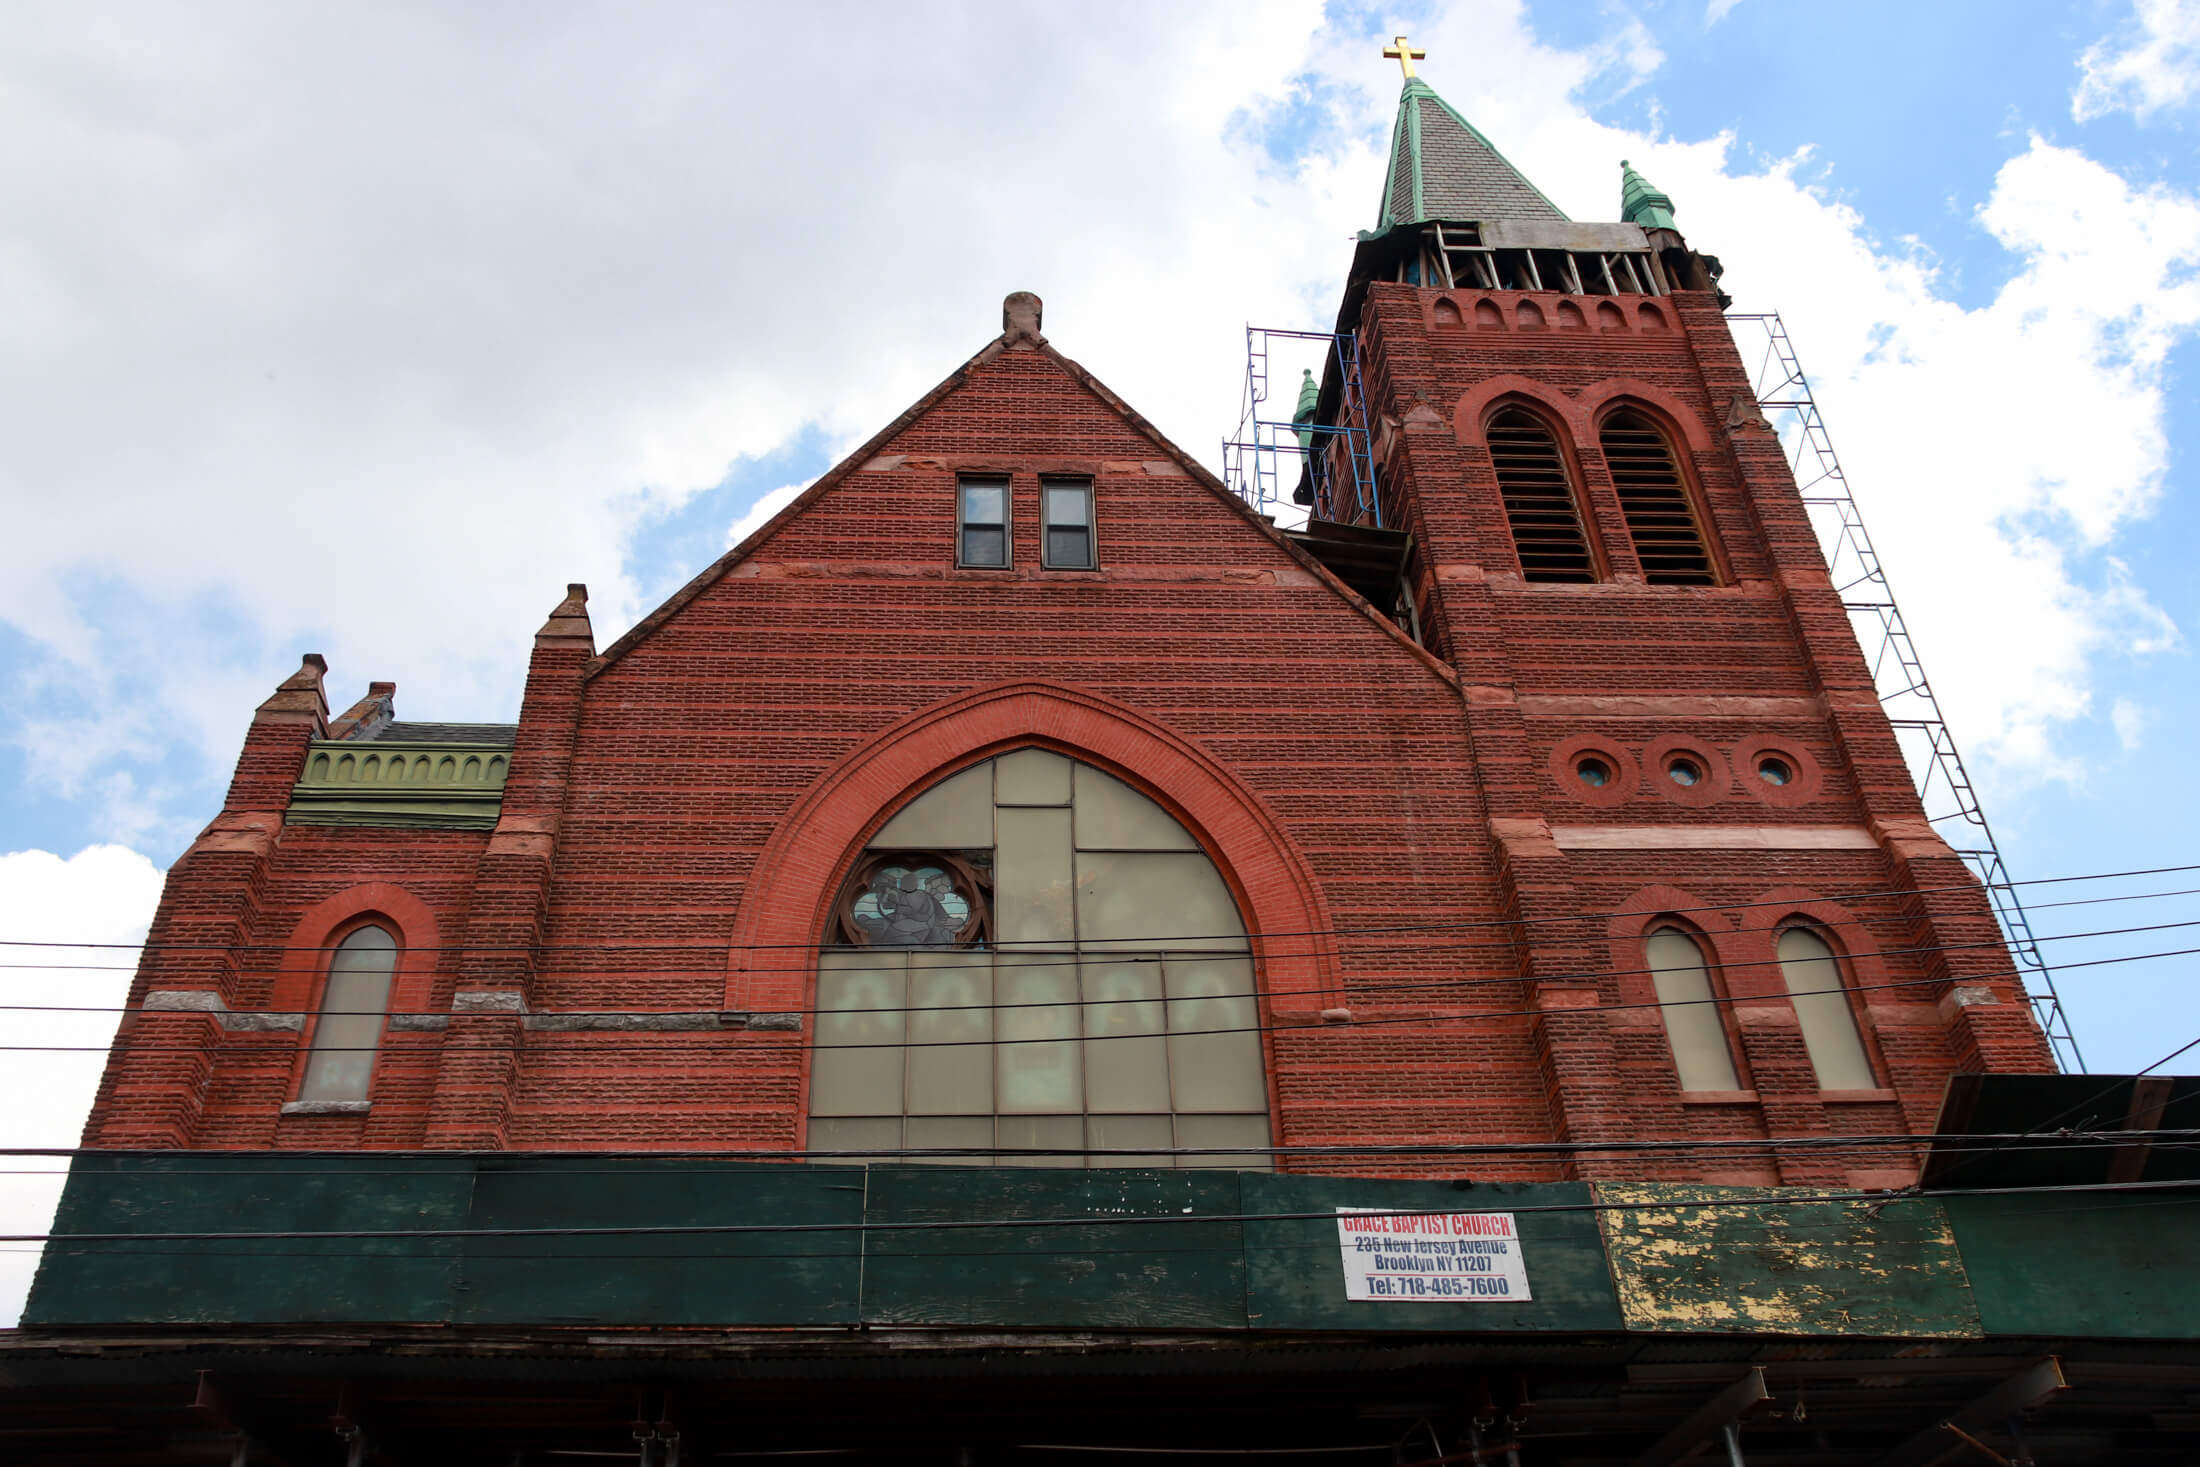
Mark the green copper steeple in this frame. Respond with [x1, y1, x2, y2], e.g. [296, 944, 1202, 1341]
[1374, 76, 1568, 231]
[1619, 159, 1678, 231]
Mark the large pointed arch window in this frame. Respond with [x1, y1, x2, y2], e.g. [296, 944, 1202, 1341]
[808, 750, 1272, 1169]
[1487, 406, 1596, 582]
[1599, 410, 1716, 585]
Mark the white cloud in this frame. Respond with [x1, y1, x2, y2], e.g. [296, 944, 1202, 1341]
[0, 0, 2191, 827]
[0, 0, 1350, 801]
[2074, 0, 2200, 121]
[1706, 0, 1747, 22]
[728, 482, 810, 549]
[1729, 136, 2198, 783]
[0, 845, 167, 1325]
[1584, 15, 1665, 97]
[2111, 697, 2152, 749]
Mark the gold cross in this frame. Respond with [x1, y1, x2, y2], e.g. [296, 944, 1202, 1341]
[1383, 36, 1426, 80]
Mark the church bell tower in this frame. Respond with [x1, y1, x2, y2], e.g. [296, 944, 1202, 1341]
[1291, 42, 2054, 1173]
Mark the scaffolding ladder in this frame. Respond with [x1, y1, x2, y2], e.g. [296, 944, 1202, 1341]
[1731, 311, 2084, 1072]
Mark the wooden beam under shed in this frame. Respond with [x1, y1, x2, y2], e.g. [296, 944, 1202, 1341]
[2108, 1075, 2174, 1183]
[1632, 1367, 1769, 1467]
[1875, 1357, 2065, 1467]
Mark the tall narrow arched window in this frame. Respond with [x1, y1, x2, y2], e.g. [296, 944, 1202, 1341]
[1599, 410, 1715, 585]
[1776, 926, 1876, 1091]
[297, 924, 398, 1103]
[1487, 407, 1595, 582]
[1644, 928, 1740, 1092]
[808, 750, 1272, 1170]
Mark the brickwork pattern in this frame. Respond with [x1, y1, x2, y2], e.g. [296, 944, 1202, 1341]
[85, 309, 2053, 1187]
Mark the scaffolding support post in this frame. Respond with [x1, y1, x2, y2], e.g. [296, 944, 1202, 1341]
[1731, 311, 2083, 1073]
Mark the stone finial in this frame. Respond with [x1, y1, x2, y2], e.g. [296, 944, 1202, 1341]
[1002, 291, 1045, 349]
[536, 581, 595, 649]
[1723, 394, 1772, 435]
[327, 680, 398, 741]
[258, 653, 330, 718]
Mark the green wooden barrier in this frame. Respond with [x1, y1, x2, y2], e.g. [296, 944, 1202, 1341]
[860, 1167, 1247, 1328]
[457, 1158, 866, 1327]
[1594, 1183, 1982, 1338]
[27, 1156, 2196, 1341]
[1942, 1190, 2200, 1340]
[31, 1153, 474, 1325]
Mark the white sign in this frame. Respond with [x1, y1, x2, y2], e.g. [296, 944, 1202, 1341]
[1335, 1207, 1532, 1302]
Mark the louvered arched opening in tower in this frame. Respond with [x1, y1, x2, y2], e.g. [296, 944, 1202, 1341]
[1486, 406, 1595, 583]
[1600, 409, 1716, 585]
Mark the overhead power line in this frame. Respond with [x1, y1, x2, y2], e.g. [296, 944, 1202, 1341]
[1, 860, 2194, 958]
[5, 910, 2197, 1022]
[1931, 1029, 2200, 1186]
[8, 943, 2196, 1055]
[5, 875, 2199, 980]
[0, 1127, 2190, 1170]
[10, 1177, 2198, 1247]
[0, 910, 2191, 1029]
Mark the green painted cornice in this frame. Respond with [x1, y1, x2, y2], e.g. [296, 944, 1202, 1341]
[287, 740, 510, 830]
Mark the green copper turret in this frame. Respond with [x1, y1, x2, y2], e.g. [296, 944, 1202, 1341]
[1292, 369, 1320, 453]
[1619, 159, 1678, 231]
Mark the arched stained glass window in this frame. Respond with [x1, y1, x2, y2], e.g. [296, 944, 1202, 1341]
[807, 750, 1272, 1169]
[1599, 410, 1715, 585]
[298, 924, 397, 1103]
[1487, 407, 1596, 582]
[1776, 926, 1876, 1091]
[1644, 928, 1739, 1093]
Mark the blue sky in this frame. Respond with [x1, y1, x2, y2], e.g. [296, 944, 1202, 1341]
[3, 0, 2199, 1311]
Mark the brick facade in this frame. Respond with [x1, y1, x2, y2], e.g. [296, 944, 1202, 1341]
[86, 290, 2053, 1185]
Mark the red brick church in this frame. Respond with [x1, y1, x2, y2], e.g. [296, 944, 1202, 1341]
[12, 48, 2194, 1467]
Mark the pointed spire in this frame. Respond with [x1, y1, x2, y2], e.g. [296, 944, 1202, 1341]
[1375, 75, 1566, 231]
[1619, 159, 1678, 231]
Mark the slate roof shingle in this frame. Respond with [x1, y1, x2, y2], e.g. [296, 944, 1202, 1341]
[1378, 79, 1567, 229]
[361, 721, 518, 747]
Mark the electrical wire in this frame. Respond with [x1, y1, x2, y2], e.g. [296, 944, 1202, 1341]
[0, 859, 2193, 960]
[0, 1129, 2184, 1176]
[0, 862, 2176, 975]
[1930, 1029, 2200, 1185]
[4, 941, 2190, 1055]
[8, 1176, 2197, 1247]
[1, 1128, 2187, 1162]
[2, 911, 2189, 1029]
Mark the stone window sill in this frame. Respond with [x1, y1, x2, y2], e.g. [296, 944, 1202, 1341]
[1678, 1089, 1760, 1106]
[280, 1100, 371, 1117]
[1819, 1088, 1899, 1104]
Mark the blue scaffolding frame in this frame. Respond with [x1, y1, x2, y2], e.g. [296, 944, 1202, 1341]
[1221, 327, 1382, 527]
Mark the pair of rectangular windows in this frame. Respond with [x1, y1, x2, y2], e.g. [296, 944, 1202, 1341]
[959, 477, 1094, 570]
